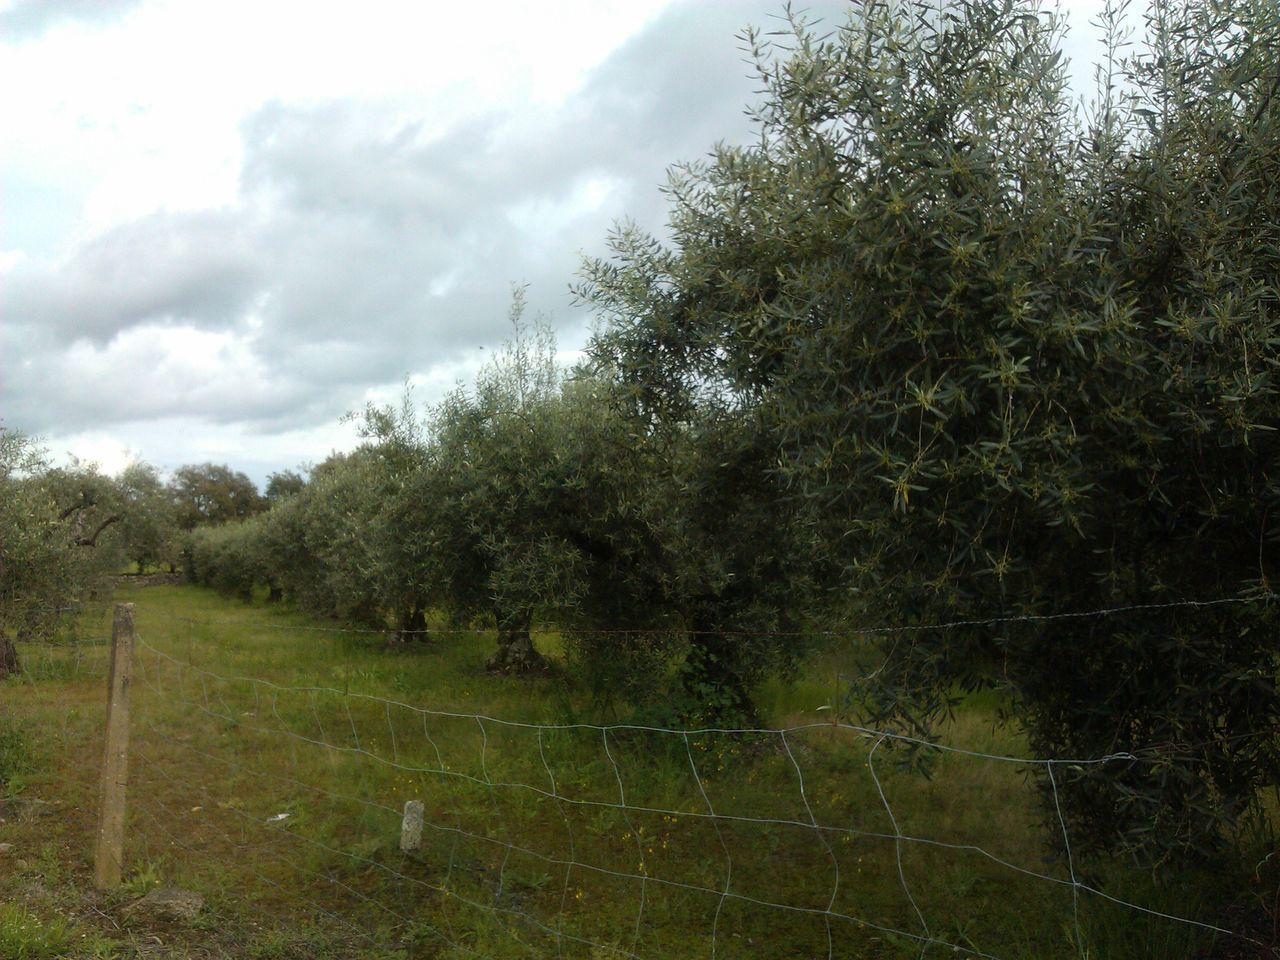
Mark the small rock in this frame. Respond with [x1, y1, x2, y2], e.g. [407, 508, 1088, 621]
[0, 842, 14, 854]
[122, 887, 204, 922]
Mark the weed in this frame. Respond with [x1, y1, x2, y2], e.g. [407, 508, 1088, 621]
[31, 842, 68, 887]
[0, 904, 75, 960]
[120, 859, 165, 899]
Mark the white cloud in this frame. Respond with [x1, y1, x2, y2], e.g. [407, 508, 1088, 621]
[0, 248, 25, 273]
[47, 431, 137, 477]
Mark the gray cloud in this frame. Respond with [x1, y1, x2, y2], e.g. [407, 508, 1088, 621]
[4, 0, 852, 461]
[4, 210, 262, 344]
[0, 0, 144, 41]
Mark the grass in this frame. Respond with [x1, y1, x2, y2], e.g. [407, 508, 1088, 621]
[1, 715, 37, 798]
[0, 903, 77, 960]
[0, 582, 1262, 959]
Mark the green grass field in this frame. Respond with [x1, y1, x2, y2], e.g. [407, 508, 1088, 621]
[0, 583, 1261, 958]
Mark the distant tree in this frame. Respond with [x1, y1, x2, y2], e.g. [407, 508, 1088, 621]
[264, 469, 307, 504]
[169, 462, 265, 530]
[115, 461, 179, 572]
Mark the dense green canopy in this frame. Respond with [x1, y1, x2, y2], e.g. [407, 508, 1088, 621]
[578, 0, 1280, 858]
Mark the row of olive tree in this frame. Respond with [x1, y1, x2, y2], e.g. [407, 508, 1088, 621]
[0, 428, 295, 676]
[124, 460, 304, 578]
[187, 293, 819, 719]
[186, 0, 1278, 864]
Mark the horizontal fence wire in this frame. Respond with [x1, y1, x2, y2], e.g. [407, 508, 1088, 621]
[103, 595, 1268, 959]
[130, 634, 958, 957]
[129, 590, 1275, 639]
[10, 634, 112, 683]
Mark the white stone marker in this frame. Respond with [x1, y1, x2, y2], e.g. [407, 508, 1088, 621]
[401, 800, 425, 852]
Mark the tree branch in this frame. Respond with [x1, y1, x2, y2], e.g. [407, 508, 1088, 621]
[75, 515, 120, 547]
[58, 499, 86, 521]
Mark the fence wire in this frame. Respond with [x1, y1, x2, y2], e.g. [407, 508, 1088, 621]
[9, 593, 1272, 956]
[86, 595, 1271, 959]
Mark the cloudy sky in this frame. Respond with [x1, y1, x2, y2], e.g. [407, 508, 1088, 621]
[1, 0, 1112, 485]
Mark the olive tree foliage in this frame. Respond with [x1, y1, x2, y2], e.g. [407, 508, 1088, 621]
[355, 295, 670, 676]
[345, 294, 814, 707]
[311, 444, 430, 630]
[432, 299, 815, 708]
[427, 303, 582, 672]
[175, 297, 811, 714]
[579, 0, 1280, 860]
[0, 431, 62, 676]
[186, 452, 386, 621]
[0, 431, 123, 676]
[116, 461, 179, 572]
[348, 392, 461, 642]
[186, 518, 268, 602]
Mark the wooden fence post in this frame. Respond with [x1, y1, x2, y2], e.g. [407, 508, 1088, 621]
[94, 602, 135, 889]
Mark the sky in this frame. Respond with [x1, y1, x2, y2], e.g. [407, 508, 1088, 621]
[1, 0, 1113, 486]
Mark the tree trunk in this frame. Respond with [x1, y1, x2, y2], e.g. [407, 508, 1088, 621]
[681, 615, 756, 724]
[266, 583, 283, 604]
[389, 605, 427, 646]
[486, 607, 546, 674]
[0, 630, 21, 679]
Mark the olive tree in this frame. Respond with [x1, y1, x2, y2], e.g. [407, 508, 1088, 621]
[115, 461, 179, 573]
[580, 0, 1280, 859]
[269, 451, 389, 626]
[351, 298, 663, 684]
[0, 433, 124, 676]
[0, 430, 59, 676]
[356, 299, 584, 672]
[404, 298, 816, 710]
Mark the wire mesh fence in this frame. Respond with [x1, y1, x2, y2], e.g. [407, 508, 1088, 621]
[42, 596, 1257, 959]
[12, 635, 111, 683]
[5, 592, 1272, 956]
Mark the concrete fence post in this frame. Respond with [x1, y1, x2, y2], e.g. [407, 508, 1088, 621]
[401, 800, 424, 853]
[94, 602, 135, 889]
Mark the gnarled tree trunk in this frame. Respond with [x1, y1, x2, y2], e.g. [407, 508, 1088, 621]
[0, 630, 20, 679]
[389, 605, 428, 646]
[486, 606, 546, 674]
[681, 611, 757, 725]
